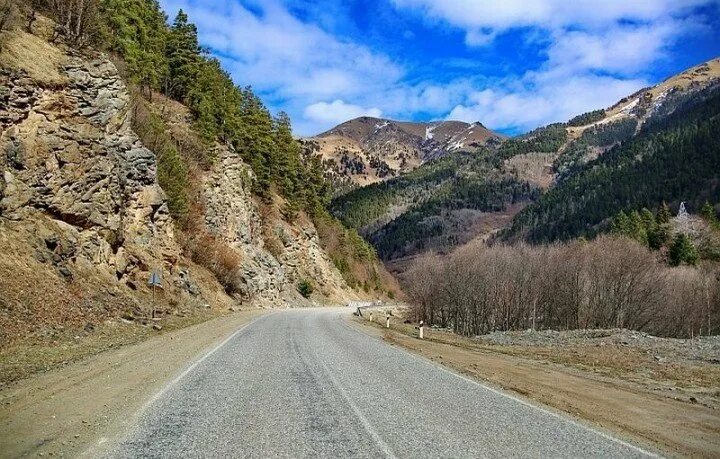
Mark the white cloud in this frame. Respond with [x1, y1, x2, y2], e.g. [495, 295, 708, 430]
[304, 100, 382, 126]
[448, 74, 647, 132]
[392, 0, 714, 39]
[545, 22, 688, 77]
[157, 0, 717, 136]
[394, 0, 716, 131]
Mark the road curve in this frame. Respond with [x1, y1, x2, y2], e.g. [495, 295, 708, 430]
[106, 308, 654, 458]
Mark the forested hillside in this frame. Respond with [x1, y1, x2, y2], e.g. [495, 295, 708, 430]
[505, 85, 720, 242]
[330, 123, 565, 260]
[330, 58, 720, 268]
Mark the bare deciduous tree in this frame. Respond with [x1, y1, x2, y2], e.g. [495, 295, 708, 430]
[49, 0, 99, 47]
[404, 235, 720, 338]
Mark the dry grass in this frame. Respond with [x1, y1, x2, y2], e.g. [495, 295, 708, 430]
[359, 313, 720, 403]
[0, 29, 67, 86]
[184, 231, 243, 295]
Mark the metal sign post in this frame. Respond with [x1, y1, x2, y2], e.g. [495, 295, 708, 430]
[148, 270, 162, 319]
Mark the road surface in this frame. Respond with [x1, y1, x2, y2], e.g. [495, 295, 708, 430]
[106, 309, 654, 458]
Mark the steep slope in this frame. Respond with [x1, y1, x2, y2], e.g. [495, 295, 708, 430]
[0, 14, 398, 352]
[330, 123, 565, 263]
[0, 42, 231, 343]
[303, 117, 505, 189]
[331, 57, 720, 269]
[506, 80, 720, 243]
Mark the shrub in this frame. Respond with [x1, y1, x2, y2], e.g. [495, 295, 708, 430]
[131, 97, 189, 223]
[297, 279, 313, 298]
[186, 232, 243, 295]
[669, 233, 699, 266]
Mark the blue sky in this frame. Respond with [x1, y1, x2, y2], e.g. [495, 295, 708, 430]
[159, 0, 720, 136]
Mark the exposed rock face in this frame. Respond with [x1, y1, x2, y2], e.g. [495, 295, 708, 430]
[0, 55, 225, 342]
[203, 148, 354, 304]
[1, 57, 175, 266]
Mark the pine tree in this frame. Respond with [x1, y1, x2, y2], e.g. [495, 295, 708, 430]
[657, 202, 672, 225]
[273, 111, 302, 218]
[669, 233, 699, 266]
[612, 210, 630, 236]
[233, 88, 276, 197]
[102, 0, 168, 96]
[165, 9, 202, 101]
[700, 201, 718, 227]
[628, 210, 648, 245]
[640, 208, 656, 233]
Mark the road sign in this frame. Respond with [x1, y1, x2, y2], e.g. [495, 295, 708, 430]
[148, 270, 162, 319]
[148, 271, 162, 287]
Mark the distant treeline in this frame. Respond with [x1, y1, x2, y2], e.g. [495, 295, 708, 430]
[406, 237, 720, 338]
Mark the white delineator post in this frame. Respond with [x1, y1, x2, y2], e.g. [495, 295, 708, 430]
[370, 312, 373, 322]
[419, 320, 424, 339]
[386, 315, 390, 328]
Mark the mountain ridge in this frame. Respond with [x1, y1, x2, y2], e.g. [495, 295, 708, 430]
[330, 56, 720, 271]
[303, 116, 505, 189]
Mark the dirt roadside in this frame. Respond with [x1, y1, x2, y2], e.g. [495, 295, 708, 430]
[350, 316, 720, 458]
[0, 308, 267, 458]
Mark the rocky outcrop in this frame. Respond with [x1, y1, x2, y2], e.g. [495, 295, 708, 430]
[203, 148, 355, 304]
[1, 43, 363, 344]
[0, 55, 208, 323]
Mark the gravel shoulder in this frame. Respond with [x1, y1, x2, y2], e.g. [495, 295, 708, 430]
[0, 308, 267, 458]
[350, 313, 720, 458]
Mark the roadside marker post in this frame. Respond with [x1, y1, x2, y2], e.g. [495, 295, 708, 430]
[386, 315, 390, 328]
[370, 312, 373, 322]
[419, 320, 424, 339]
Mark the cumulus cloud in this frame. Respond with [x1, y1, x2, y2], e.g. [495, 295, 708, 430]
[448, 75, 647, 132]
[160, 0, 402, 103]
[159, 0, 717, 135]
[304, 100, 382, 126]
[393, 0, 717, 132]
[392, 0, 714, 40]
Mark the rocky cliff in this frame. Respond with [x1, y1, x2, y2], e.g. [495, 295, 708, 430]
[202, 148, 355, 304]
[0, 31, 364, 343]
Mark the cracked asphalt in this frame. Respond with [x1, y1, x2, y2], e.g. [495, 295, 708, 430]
[107, 308, 654, 458]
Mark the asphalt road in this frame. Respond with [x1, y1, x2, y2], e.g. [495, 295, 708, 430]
[107, 308, 655, 458]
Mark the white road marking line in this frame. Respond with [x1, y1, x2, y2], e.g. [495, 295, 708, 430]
[313, 346, 398, 459]
[84, 312, 273, 457]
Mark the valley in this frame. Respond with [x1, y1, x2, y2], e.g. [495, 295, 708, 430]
[0, 1, 719, 458]
[329, 58, 720, 269]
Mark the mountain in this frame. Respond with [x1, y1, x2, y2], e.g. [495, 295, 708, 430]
[506, 58, 720, 243]
[331, 57, 720, 271]
[0, 7, 400, 349]
[302, 117, 505, 190]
